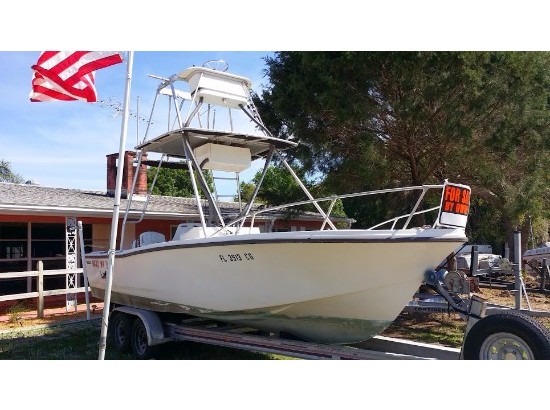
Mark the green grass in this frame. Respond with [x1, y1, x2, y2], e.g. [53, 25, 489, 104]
[0, 322, 293, 360]
[6, 301, 32, 325]
[0, 313, 469, 359]
[4, 311, 545, 360]
[382, 310, 550, 348]
[381, 312, 468, 348]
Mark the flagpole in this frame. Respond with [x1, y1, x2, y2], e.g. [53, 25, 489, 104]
[98, 51, 134, 360]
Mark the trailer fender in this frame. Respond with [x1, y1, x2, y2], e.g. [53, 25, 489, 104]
[112, 306, 169, 346]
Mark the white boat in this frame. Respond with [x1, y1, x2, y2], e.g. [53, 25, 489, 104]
[523, 242, 550, 272]
[86, 61, 471, 344]
[453, 245, 511, 275]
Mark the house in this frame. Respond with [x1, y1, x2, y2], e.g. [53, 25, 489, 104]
[0, 151, 344, 299]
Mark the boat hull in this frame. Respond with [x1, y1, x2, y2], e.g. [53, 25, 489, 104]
[87, 228, 466, 344]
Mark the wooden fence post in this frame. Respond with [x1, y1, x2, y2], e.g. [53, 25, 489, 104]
[37, 261, 44, 319]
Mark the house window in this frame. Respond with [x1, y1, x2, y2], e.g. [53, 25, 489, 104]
[0, 222, 67, 295]
[0, 222, 27, 272]
[31, 223, 65, 258]
[82, 223, 94, 253]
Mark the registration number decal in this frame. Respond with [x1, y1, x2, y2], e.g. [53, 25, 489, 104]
[218, 252, 255, 263]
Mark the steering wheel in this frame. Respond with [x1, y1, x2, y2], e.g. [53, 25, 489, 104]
[202, 60, 229, 72]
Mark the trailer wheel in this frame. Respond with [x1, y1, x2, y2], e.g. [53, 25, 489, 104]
[109, 312, 133, 352]
[463, 310, 550, 360]
[131, 317, 156, 360]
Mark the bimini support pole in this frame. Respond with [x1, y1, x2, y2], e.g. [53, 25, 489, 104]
[98, 51, 134, 361]
[77, 221, 91, 320]
[238, 146, 275, 232]
[275, 149, 337, 230]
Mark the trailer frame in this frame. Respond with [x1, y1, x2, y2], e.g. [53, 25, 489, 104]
[108, 305, 460, 360]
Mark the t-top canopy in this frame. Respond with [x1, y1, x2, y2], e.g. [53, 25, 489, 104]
[135, 127, 297, 159]
[177, 66, 252, 89]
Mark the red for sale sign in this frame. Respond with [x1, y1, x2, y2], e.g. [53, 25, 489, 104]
[438, 182, 471, 228]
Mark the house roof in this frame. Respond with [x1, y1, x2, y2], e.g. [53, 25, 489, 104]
[0, 182, 345, 224]
[0, 182, 240, 219]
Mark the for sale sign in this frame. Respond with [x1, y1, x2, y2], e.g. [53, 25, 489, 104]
[437, 182, 471, 228]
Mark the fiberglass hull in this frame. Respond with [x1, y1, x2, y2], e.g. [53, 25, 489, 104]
[86, 228, 466, 344]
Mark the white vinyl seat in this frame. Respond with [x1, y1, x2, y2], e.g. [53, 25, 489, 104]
[139, 231, 166, 246]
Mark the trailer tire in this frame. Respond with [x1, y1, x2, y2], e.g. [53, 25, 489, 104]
[463, 310, 550, 360]
[131, 317, 156, 360]
[109, 312, 133, 353]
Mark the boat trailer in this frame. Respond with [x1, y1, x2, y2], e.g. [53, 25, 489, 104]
[104, 236, 550, 360]
[107, 305, 460, 360]
[407, 236, 550, 359]
[102, 258, 550, 360]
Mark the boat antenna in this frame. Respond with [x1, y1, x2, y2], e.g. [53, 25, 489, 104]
[136, 96, 140, 146]
[97, 97, 150, 125]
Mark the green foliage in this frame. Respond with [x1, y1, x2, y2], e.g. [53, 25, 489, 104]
[258, 51, 550, 243]
[0, 159, 24, 183]
[466, 197, 506, 253]
[0, 323, 292, 360]
[238, 165, 348, 219]
[251, 165, 306, 205]
[147, 164, 214, 198]
[7, 301, 29, 325]
[237, 181, 259, 203]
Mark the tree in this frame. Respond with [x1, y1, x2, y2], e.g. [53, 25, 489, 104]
[241, 165, 307, 205]
[238, 165, 347, 218]
[257, 52, 550, 251]
[147, 164, 214, 198]
[0, 160, 24, 183]
[238, 181, 258, 203]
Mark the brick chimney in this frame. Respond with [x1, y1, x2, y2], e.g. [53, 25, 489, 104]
[106, 151, 148, 198]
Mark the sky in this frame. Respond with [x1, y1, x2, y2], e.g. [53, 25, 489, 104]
[0, 51, 275, 196]
[1, 1, 549, 197]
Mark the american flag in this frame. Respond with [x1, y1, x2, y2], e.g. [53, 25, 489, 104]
[30, 51, 123, 102]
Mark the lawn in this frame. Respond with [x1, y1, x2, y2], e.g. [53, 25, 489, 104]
[0, 321, 291, 360]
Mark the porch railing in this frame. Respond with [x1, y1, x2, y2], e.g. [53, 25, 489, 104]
[0, 262, 88, 318]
